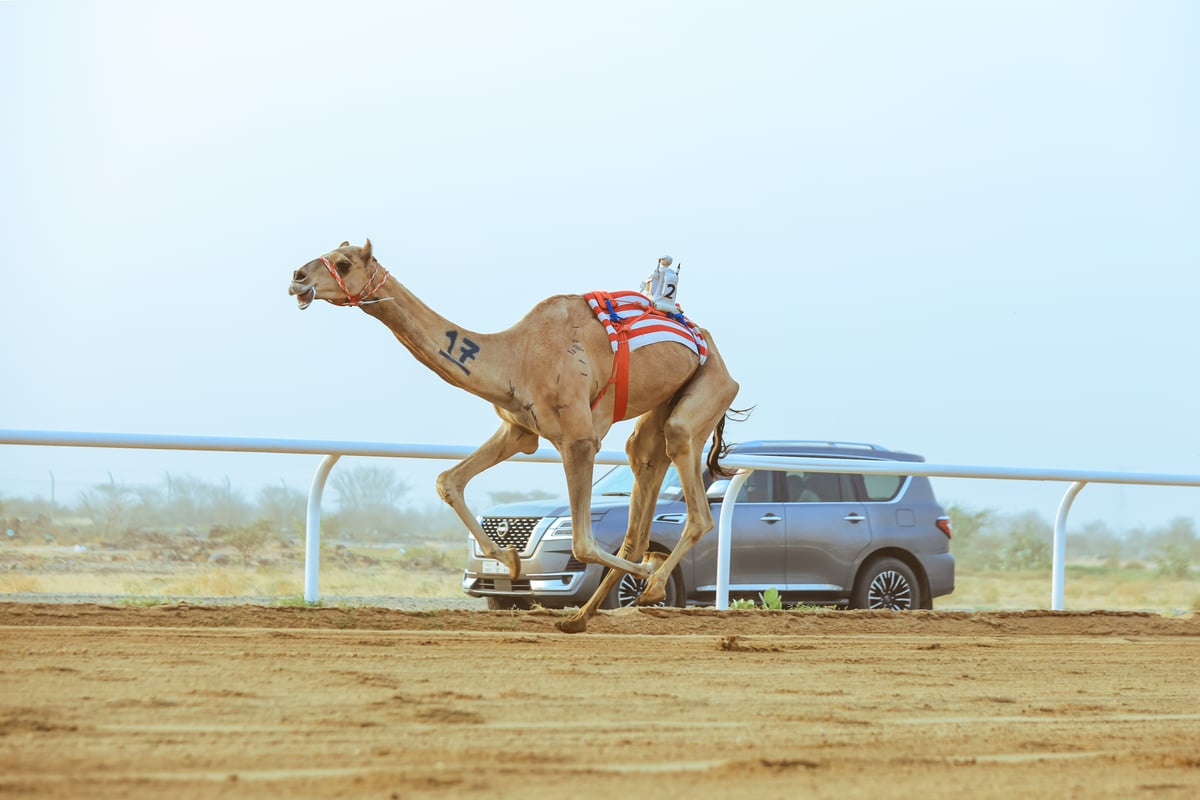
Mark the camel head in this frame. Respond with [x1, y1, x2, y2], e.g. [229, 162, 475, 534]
[288, 239, 388, 309]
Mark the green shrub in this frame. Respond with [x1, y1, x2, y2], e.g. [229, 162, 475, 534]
[1155, 542, 1192, 579]
[224, 519, 273, 565]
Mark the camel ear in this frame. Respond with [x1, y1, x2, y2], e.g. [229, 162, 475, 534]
[362, 238, 373, 262]
[339, 241, 349, 248]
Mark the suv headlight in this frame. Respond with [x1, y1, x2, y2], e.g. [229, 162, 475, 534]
[542, 516, 573, 540]
[469, 516, 487, 556]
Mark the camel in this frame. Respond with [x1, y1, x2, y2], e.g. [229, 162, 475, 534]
[288, 240, 740, 633]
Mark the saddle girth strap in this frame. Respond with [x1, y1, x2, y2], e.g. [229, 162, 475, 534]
[583, 289, 707, 423]
[590, 325, 631, 422]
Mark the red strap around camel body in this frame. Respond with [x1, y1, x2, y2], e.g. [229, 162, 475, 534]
[585, 289, 707, 423]
[590, 326, 629, 422]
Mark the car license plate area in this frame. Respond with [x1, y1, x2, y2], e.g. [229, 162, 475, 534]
[481, 559, 510, 575]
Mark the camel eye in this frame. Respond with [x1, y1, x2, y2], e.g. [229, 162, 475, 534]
[335, 260, 351, 275]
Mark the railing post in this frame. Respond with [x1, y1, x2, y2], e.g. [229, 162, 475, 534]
[716, 469, 751, 611]
[304, 454, 341, 603]
[1052, 481, 1086, 611]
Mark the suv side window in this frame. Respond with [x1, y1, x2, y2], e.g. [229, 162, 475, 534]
[782, 471, 847, 502]
[733, 469, 775, 503]
[861, 474, 904, 501]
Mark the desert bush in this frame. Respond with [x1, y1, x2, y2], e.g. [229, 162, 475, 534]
[78, 476, 138, 536]
[398, 543, 460, 571]
[223, 520, 274, 565]
[1155, 543, 1192, 579]
[999, 512, 1052, 571]
[257, 483, 305, 536]
[330, 464, 410, 536]
[1150, 517, 1196, 578]
[948, 506, 1051, 571]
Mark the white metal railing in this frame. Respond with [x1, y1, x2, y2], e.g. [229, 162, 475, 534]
[0, 429, 630, 603]
[3, 428, 1199, 610]
[714, 453, 1200, 611]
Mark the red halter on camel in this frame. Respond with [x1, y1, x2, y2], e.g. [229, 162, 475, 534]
[319, 256, 391, 306]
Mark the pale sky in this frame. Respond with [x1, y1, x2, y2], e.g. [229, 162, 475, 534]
[2, 0, 1197, 532]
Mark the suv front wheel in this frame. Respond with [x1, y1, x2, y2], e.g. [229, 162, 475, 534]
[851, 557, 923, 611]
[600, 565, 683, 609]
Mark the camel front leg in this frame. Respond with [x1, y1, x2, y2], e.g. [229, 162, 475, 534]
[436, 422, 538, 579]
[560, 437, 654, 580]
[557, 410, 672, 634]
[554, 507, 666, 635]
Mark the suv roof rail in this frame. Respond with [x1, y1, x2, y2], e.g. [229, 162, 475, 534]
[738, 439, 887, 451]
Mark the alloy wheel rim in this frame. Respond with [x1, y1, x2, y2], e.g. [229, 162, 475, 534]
[616, 573, 666, 607]
[867, 570, 912, 610]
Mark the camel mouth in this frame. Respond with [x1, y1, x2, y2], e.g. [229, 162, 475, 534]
[290, 284, 317, 310]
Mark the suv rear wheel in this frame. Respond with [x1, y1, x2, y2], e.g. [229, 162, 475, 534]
[851, 557, 923, 611]
[600, 566, 682, 609]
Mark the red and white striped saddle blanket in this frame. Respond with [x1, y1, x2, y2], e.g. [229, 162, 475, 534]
[584, 290, 708, 362]
[583, 290, 709, 421]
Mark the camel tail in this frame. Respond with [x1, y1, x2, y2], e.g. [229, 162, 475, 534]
[706, 406, 754, 478]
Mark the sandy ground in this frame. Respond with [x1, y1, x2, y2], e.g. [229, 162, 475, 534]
[2, 603, 1199, 799]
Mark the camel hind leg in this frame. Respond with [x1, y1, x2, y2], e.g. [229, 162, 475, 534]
[556, 405, 673, 634]
[436, 421, 538, 579]
[638, 359, 740, 605]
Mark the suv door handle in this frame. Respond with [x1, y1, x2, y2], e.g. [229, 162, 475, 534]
[843, 513, 866, 523]
[760, 513, 783, 524]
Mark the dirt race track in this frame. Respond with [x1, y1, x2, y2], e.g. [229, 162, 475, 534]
[2, 604, 1199, 799]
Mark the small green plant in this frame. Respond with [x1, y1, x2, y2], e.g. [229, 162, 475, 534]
[729, 598, 757, 609]
[758, 587, 783, 610]
[789, 603, 827, 613]
[274, 595, 321, 608]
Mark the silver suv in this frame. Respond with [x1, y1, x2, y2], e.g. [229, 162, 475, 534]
[462, 440, 955, 611]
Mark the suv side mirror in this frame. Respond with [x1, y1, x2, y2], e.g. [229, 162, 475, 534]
[707, 479, 731, 502]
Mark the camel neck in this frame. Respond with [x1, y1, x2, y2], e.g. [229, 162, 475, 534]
[362, 277, 512, 406]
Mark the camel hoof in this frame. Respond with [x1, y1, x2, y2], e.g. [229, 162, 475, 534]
[555, 616, 589, 634]
[636, 584, 666, 606]
[499, 547, 521, 580]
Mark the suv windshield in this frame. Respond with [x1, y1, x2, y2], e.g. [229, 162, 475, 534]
[592, 465, 685, 500]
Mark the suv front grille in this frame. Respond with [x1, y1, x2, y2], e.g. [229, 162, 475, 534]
[480, 516, 542, 551]
[475, 578, 533, 591]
